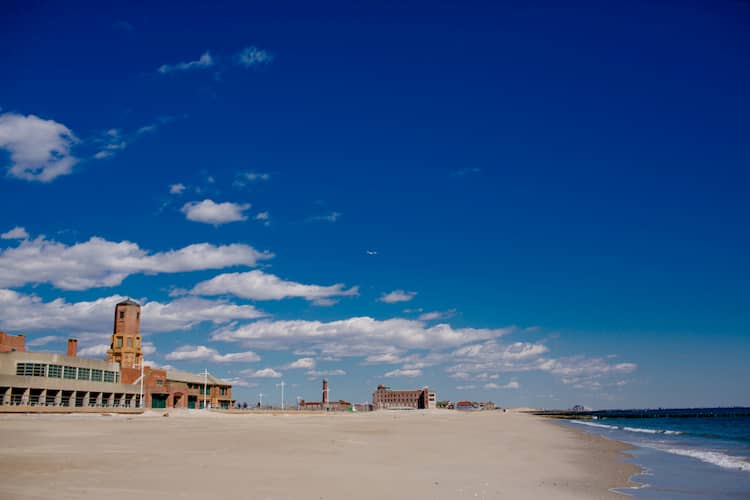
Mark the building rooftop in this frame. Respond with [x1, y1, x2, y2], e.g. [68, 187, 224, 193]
[166, 368, 228, 386]
[117, 298, 140, 306]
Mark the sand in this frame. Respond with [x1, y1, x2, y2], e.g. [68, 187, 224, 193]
[0, 409, 639, 499]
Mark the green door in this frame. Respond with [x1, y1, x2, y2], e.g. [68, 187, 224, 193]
[151, 394, 167, 409]
[188, 396, 196, 409]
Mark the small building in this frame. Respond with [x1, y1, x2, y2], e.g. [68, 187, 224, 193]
[372, 384, 436, 410]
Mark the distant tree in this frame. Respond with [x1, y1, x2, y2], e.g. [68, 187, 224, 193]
[242, 402, 248, 409]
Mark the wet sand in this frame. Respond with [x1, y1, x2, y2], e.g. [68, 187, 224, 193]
[0, 409, 638, 499]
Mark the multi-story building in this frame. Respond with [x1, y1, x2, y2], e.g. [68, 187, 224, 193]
[0, 336, 142, 407]
[372, 384, 436, 410]
[0, 299, 232, 410]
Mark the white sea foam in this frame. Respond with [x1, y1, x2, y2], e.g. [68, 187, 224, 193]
[571, 420, 618, 430]
[623, 426, 683, 435]
[570, 420, 683, 435]
[657, 447, 750, 473]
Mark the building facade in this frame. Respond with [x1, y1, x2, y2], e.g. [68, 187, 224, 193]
[372, 385, 436, 409]
[0, 300, 232, 410]
[0, 337, 142, 407]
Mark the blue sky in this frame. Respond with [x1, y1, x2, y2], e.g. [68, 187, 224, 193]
[1, 0, 748, 409]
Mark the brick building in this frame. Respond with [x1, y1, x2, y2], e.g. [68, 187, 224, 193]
[298, 378, 353, 411]
[0, 331, 26, 353]
[372, 384, 437, 409]
[0, 300, 232, 410]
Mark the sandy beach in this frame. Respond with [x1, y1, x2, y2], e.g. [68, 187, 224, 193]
[0, 409, 638, 499]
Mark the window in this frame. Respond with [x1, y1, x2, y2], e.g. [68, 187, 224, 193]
[77, 368, 90, 380]
[137, 312, 140, 320]
[103, 371, 115, 383]
[16, 363, 46, 377]
[64, 366, 76, 379]
[91, 369, 103, 382]
[116, 337, 123, 348]
[135, 337, 141, 347]
[119, 311, 125, 319]
[221, 387, 226, 396]
[127, 338, 133, 348]
[48, 365, 62, 378]
[156, 379, 163, 386]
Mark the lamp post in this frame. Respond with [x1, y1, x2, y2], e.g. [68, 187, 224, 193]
[203, 369, 208, 410]
[276, 380, 286, 410]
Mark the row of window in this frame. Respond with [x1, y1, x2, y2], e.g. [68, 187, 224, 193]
[113, 336, 141, 348]
[185, 382, 226, 395]
[16, 363, 119, 383]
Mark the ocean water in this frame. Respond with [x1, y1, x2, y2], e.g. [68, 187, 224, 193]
[563, 411, 750, 499]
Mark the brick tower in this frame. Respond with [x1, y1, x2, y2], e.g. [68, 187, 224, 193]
[106, 299, 143, 369]
[322, 378, 329, 405]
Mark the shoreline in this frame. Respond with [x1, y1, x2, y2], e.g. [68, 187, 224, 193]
[544, 416, 643, 495]
[0, 409, 641, 499]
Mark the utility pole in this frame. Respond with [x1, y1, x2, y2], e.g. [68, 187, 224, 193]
[139, 360, 144, 408]
[276, 380, 286, 410]
[203, 369, 208, 410]
[258, 392, 263, 408]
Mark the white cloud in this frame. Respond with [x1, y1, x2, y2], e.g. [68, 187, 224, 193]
[236, 47, 273, 68]
[305, 369, 345, 380]
[158, 51, 214, 74]
[1, 227, 29, 240]
[191, 270, 358, 302]
[362, 352, 403, 365]
[142, 342, 157, 355]
[242, 368, 282, 378]
[285, 358, 316, 369]
[222, 377, 258, 388]
[0, 112, 79, 182]
[379, 290, 417, 303]
[165, 345, 260, 363]
[242, 171, 270, 182]
[169, 183, 186, 194]
[92, 116, 182, 161]
[181, 199, 251, 225]
[255, 212, 270, 223]
[308, 212, 341, 223]
[484, 381, 519, 390]
[211, 317, 512, 356]
[384, 368, 422, 378]
[444, 339, 637, 389]
[418, 310, 455, 321]
[78, 344, 110, 357]
[0, 290, 266, 335]
[26, 335, 64, 347]
[0, 233, 271, 290]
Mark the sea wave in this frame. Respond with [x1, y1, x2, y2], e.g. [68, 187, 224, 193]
[656, 447, 750, 473]
[571, 421, 617, 430]
[571, 420, 683, 435]
[622, 426, 683, 435]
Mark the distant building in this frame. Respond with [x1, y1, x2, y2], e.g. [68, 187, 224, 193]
[455, 400, 476, 410]
[298, 379, 353, 411]
[0, 300, 232, 410]
[372, 384, 436, 410]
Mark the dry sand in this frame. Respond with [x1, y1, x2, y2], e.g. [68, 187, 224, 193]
[0, 409, 639, 499]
